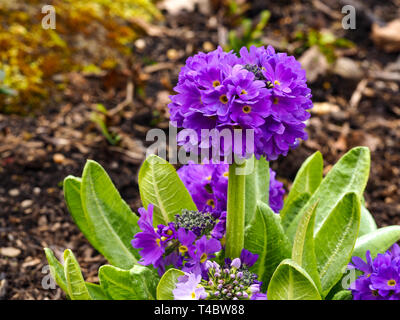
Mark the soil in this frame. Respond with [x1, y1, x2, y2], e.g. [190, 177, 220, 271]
[1, 0, 399, 299]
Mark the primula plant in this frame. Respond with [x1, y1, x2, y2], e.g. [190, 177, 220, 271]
[45, 45, 400, 300]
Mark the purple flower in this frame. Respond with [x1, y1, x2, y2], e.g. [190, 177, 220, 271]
[349, 244, 400, 300]
[173, 273, 207, 300]
[178, 163, 285, 213]
[268, 168, 285, 212]
[185, 235, 222, 275]
[131, 204, 165, 267]
[240, 249, 259, 268]
[168, 45, 313, 161]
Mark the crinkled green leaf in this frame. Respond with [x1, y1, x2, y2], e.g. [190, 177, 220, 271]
[156, 268, 185, 300]
[81, 160, 140, 269]
[244, 201, 291, 290]
[138, 155, 197, 226]
[291, 201, 321, 293]
[63, 249, 91, 300]
[352, 226, 400, 259]
[314, 192, 361, 297]
[281, 151, 323, 219]
[267, 259, 321, 300]
[244, 156, 269, 226]
[99, 265, 158, 300]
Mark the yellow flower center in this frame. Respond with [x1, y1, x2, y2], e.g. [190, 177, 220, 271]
[241, 89, 247, 95]
[219, 94, 228, 104]
[161, 236, 167, 241]
[167, 230, 173, 236]
[213, 80, 221, 87]
[274, 80, 281, 86]
[156, 238, 161, 246]
[200, 253, 208, 263]
[179, 245, 188, 254]
[206, 199, 215, 208]
[242, 105, 251, 114]
[191, 291, 196, 299]
[223, 171, 229, 178]
[388, 279, 396, 286]
[206, 175, 212, 181]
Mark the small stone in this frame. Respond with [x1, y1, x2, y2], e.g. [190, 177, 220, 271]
[134, 39, 146, 50]
[8, 189, 20, 197]
[0, 247, 21, 258]
[203, 41, 214, 52]
[332, 57, 364, 80]
[53, 153, 65, 164]
[33, 187, 41, 195]
[21, 199, 33, 208]
[167, 49, 179, 61]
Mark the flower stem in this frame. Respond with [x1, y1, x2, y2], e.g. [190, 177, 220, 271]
[225, 161, 247, 259]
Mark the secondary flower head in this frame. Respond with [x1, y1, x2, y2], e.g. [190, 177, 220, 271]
[173, 249, 266, 300]
[132, 205, 224, 275]
[173, 273, 208, 300]
[178, 162, 285, 213]
[349, 243, 400, 300]
[169, 45, 313, 161]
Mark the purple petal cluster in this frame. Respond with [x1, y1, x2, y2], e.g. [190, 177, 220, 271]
[172, 249, 267, 300]
[177, 162, 285, 213]
[169, 45, 313, 161]
[132, 205, 223, 276]
[349, 244, 400, 300]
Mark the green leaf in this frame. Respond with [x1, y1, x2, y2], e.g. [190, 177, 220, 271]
[332, 290, 352, 300]
[244, 156, 269, 226]
[99, 265, 158, 300]
[352, 226, 400, 259]
[85, 283, 109, 300]
[280, 151, 323, 219]
[63, 249, 91, 300]
[64, 176, 99, 249]
[358, 204, 377, 237]
[138, 155, 197, 226]
[244, 201, 291, 290]
[314, 192, 361, 297]
[156, 268, 185, 300]
[287, 147, 370, 239]
[281, 192, 311, 232]
[81, 160, 140, 269]
[291, 201, 321, 293]
[44, 248, 68, 295]
[267, 259, 321, 300]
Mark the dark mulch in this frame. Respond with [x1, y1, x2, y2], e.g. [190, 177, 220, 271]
[1, 1, 399, 299]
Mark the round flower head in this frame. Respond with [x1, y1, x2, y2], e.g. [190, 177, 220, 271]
[174, 249, 267, 300]
[349, 244, 400, 300]
[169, 45, 313, 161]
[178, 162, 285, 213]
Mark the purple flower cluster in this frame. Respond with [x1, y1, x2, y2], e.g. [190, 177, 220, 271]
[168, 45, 312, 161]
[177, 162, 285, 213]
[349, 244, 400, 300]
[173, 249, 267, 300]
[131, 204, 223, 276]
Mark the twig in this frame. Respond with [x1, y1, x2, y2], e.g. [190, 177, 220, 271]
[312, 0, 342, 20]
[349, 79, 368, 110]
[108, 81, 134, 117]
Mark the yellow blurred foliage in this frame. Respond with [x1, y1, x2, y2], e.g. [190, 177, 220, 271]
[0, 0, 161, 113]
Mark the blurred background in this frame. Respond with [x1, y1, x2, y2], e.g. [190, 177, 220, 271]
[0, 0, 399, 299]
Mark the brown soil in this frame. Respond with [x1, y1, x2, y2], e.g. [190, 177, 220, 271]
[1, 1, 399, 299]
